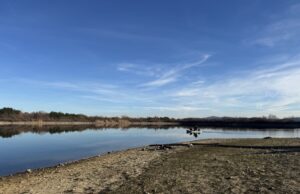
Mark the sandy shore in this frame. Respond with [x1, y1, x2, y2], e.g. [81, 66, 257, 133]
[0, 147, 164, 194]
[0, 138, 299, 194]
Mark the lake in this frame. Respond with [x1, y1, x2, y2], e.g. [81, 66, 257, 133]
[0, 126, 299, 176]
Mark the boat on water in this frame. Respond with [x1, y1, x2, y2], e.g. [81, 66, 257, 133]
[186, 130, 201, 134]
[186, 127, 202, 135]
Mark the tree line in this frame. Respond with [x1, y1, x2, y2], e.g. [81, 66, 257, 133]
[1, 107, 299, 128]
[0, 107, 176, 122]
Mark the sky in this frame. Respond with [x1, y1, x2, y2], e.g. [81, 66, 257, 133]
[1, 0, 300, 118]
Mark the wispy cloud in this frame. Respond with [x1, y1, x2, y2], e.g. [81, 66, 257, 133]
[171, 55, 300, 117]
[3, 52, 299, 117]
[18, 79, 118, 95]
[290, 3, 300, 13]
[117, 63, 161, 77]
[141, 54, 211, 87]
[253, 20, 299, 47]
[251, 3, 300, 47]
[80, 95, 122, 103]
[143, 105, 210, 112]
[5, 78, 159, 106]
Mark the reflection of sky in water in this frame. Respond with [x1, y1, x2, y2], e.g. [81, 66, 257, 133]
[0, 127, 299, 176]
[199, 128, 300, 139]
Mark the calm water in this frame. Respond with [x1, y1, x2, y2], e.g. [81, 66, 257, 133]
[0, 126, 299, 176]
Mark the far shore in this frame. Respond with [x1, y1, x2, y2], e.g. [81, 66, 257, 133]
[1, 120, 300, 129]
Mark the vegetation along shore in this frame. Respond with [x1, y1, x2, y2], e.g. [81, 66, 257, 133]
[1, 107, 300, 128]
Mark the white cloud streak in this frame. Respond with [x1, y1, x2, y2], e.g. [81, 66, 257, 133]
[171, 56, 300, 117]
[141, 54, 211, 87]
[117, 63, 161, 77]
[18, 79, 118, 95]
[3, 52, 300, 117]
[251, 3, 300, 47]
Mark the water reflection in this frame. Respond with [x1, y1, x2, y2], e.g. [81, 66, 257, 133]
[0, 125, 299, 138]
[0, 125, 175, 138]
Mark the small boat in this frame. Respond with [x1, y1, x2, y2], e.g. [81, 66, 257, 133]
[186, 129, 201, 138]
[186, 129, 201, 134]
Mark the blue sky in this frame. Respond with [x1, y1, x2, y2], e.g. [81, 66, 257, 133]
[1, 0, 300, 118]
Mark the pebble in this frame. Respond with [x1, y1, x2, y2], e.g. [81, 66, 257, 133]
[65, 188, 75, 192]
[26, 169, 32, 173]
[188, 144, 194, 147]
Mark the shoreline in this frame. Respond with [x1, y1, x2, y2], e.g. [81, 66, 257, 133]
[1, 146, 142, 178]
[1, 137, 300, 177]
[0, 141, 166, 193]
[1, 120, 300, 129]
[0, 138, 299, 193]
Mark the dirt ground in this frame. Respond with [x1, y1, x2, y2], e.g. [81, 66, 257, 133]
[0, 138, 299, 194]
[113, 138, 300, 194]
[0, 148, 163, 194]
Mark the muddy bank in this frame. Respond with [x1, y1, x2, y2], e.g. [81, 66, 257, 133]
[0, 138, 299, 194]
[114, 138, 300, 194]
[0, 148, 165, 194]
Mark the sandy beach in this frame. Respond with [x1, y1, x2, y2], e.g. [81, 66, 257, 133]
[0, 138, 299, 194]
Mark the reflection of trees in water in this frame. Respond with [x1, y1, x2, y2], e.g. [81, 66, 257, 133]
[180, 119, 300, 129]
[0, 125, 298, 138]
[0, 125, 89, 138]
[0, 125, 178, 138]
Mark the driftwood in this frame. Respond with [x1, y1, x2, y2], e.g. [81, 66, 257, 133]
[149, 143, 192, 147]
